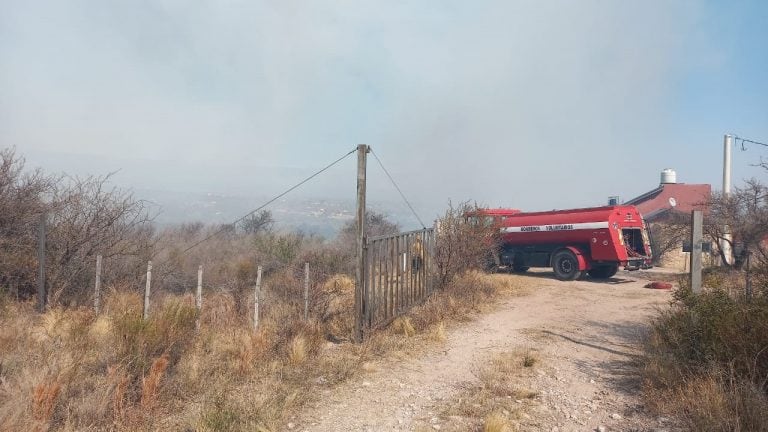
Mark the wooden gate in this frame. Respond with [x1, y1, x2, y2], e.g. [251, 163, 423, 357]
[361, 228, 435, 331]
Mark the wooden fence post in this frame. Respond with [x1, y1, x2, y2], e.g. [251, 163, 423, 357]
[143, 261, 152, 320]
[196, 265, 203, 330]
[689, 211, 703, 294]
[304, 262, 310, 321]
[94, 254, 102, 313]
[254, 266, 262, 330]
[353, 144, 368, 343]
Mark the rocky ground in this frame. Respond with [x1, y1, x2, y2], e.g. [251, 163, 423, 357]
[288, 269, 681, 432]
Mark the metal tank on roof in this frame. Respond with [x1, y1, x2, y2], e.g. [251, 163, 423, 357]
[660, 168, 677, 184]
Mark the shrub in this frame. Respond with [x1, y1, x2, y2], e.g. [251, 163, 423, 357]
[434, 202, 498, 287]
[643, 284, 768, 430]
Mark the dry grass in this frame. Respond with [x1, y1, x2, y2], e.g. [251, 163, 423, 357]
[31, 377, 61, 423]
[0, 270, 528, 431]
[642, 283, 768, 431]
[288, 335, 308, 365]
[392, 316, 416, 337]
[484, 412, 513, 432]
[429, 320, 447, 342]
[421, 349, 540, 431]
[140, 354, 169, 410]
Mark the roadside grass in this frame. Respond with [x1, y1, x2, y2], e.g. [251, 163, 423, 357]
[0, 271, 527, 431]
[416, 348, 541, 432]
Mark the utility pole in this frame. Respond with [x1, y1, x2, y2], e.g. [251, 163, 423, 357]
[353, 144, 368, 343]
[722, 134, 734, 265]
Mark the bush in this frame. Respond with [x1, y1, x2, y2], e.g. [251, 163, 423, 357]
[643, 284, 768, 430]
[434, 202, 498, 287]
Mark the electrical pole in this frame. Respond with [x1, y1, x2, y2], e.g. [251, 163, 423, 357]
[353, 144, 368, 343]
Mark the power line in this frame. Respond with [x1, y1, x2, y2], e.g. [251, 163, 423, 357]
[159, 147, 358, 263]
[369, 148, 427, 229]
[735, 135, 768, 151]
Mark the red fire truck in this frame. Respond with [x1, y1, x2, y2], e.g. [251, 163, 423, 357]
[471, 205, 652, 281]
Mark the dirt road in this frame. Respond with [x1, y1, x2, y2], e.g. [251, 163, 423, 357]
[291, 269, 676, 432]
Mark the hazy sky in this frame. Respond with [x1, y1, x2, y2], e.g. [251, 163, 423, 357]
[2, 1, 767, 220]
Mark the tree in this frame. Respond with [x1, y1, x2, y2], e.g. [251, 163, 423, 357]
[705, 179, 768, 269]
[337, 210, 400, 246]
[0, 148, 155, 305]
[240, 210, 274, 235]
[0, 148, 54, 300]
[647, 211, 691, 266]
[46, 173, 155, 304]
[334, 211, 399, 275]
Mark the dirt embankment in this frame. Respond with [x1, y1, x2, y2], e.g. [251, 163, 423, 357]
[291, 269, 678, 432]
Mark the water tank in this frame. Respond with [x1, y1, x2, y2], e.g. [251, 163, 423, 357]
[660, 168, 677, 184]
[608, 196, 620, 206]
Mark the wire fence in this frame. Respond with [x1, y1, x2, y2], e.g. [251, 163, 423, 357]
[83, 253, 353, 335]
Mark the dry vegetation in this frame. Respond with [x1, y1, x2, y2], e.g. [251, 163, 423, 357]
[0, 148, 518, 431]
[412, 349, 542, 432]
[641, 172, 768, 431]
[0, 271, 522, 431]
[642, 271, 768, 431]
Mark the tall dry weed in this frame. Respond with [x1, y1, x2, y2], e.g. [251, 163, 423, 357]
[288, 335, 308, 365]
[200, 291, 239, 328]
[31, 377, 61, 422]
[140, 354, 169, 410]
[108, 365, 131, 421]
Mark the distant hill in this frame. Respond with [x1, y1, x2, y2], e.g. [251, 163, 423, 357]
[138, 189, 431, 238]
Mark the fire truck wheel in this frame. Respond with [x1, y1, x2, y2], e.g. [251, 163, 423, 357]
[552, 249, 582, 281]
[587, 265, 619, 279]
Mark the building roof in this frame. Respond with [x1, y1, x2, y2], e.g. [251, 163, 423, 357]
[626, 183, 711, 220]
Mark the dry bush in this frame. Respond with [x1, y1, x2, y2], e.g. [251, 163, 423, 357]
[643, 283, 768, 430]
[317, 274, 354, 340]
[0, 148, 154, 305]
[434, 201, 499, 287]
[46, 173, 154, 306]
[647, 212, 690, 266]
[392, 316, 416, 337]
[0, 148, 54, 301]
[661, 373, 768, 432]
[705, 179, 768, 269]
[409, 272, 522, 333]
